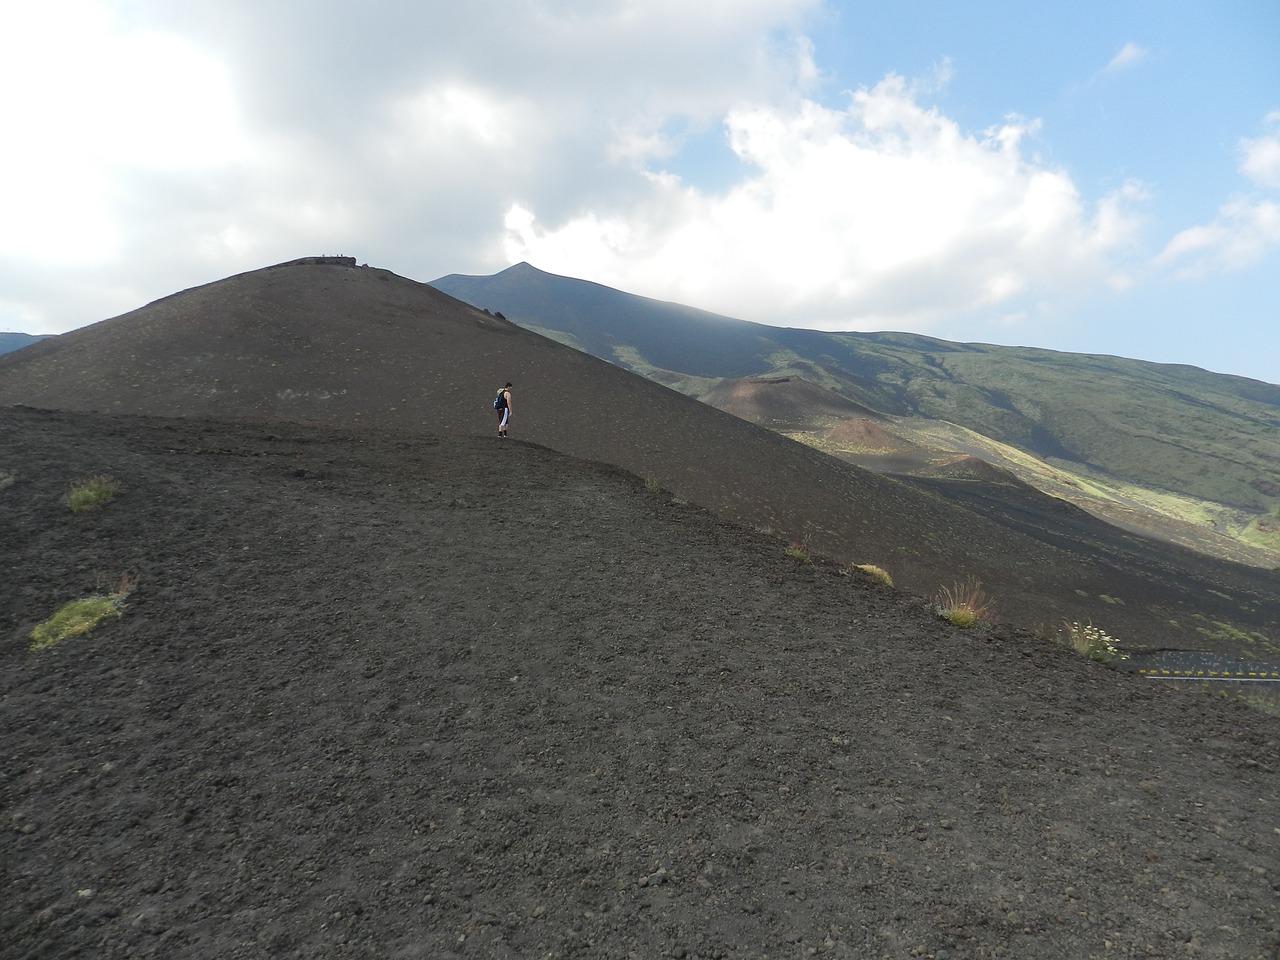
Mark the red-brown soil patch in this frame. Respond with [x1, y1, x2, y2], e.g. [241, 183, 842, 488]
[824, 417, 920, 456]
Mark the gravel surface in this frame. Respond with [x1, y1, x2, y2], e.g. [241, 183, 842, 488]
[3, 406, 1278, 959]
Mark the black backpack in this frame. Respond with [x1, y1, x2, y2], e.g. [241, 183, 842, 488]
[493, 389, 507, 411]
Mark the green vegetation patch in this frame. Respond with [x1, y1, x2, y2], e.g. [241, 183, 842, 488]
[31, 575, 135, 652]
[1194, 619, 1274, 652]
[609, 346, 720, 394]
[1241, 519, 1280, 553]
[67, 475, 123, 513]
[0, 469, 14, 491]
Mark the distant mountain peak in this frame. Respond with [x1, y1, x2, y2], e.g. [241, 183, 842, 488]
[499, 261, 557, 279]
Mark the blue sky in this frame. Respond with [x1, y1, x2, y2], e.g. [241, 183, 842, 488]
[2, 1, 1277, 383]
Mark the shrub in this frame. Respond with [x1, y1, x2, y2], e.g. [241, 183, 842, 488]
[0, 469, 14, 491]
[1062, 620, 1128, 663]
[30, 575, 135, 652]
[784, 528, 817, 564]
[67, 475, 122, 513]
[785, 542, 812, 564]
[850, 563, 893, 587]
[933, 577, 995, 628]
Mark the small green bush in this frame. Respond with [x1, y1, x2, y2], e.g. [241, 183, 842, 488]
[67, 476, 122, 513]
[934, 577, 995, 628]
[0, 469, 14, 491]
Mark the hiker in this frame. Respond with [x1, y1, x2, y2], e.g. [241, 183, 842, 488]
[495, 382, 512, 438]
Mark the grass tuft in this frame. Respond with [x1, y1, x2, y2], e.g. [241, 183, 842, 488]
[785, 542, 812, 564]
[30, 574, 136, 652]
[784, 529, 817, 564]
[67, 475, 123, 513]
[933, 577, 995, 628]
[850, 563, 893, 588]
[1062, 620, 1128, 664]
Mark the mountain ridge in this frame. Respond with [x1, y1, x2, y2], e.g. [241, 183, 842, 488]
[1, 257, 1277, 658]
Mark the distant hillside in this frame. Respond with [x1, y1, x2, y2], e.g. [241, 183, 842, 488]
[2, 256, 1277, 659]
[432, 264, 1280, 564]
[433, 262, 779, 379]
[0, 333, 53, 356]
[700, 375, 883, 430]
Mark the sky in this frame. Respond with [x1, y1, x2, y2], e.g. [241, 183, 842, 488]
[1, 1, 1278, 384]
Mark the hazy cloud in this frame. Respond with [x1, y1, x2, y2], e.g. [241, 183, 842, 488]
[1157, 199, 1280, 277]
[1241, 116, 1280, 191]
[1104, 42, 1148, 73]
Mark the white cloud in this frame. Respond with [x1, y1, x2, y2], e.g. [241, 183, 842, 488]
[1156, 115, 1280, 277]
[2, 0, 1259, 362]
[1241, 122, 1280, 191]
[1104, 42, 1148, 73]
[505, 75, 1145, 329]
[1157, 198, 1280, 276]
[0, 0, 824, 332]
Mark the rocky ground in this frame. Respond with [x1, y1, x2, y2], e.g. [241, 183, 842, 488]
[2, 406, 1278, 959]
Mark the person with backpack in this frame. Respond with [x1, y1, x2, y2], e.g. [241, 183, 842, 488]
[494, 382, 512, 438]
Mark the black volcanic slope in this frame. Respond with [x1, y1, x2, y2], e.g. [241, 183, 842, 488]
[2, 404, 1278, 959]
[1, 257, 1276, 653]
[701, 376, 884, 430]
